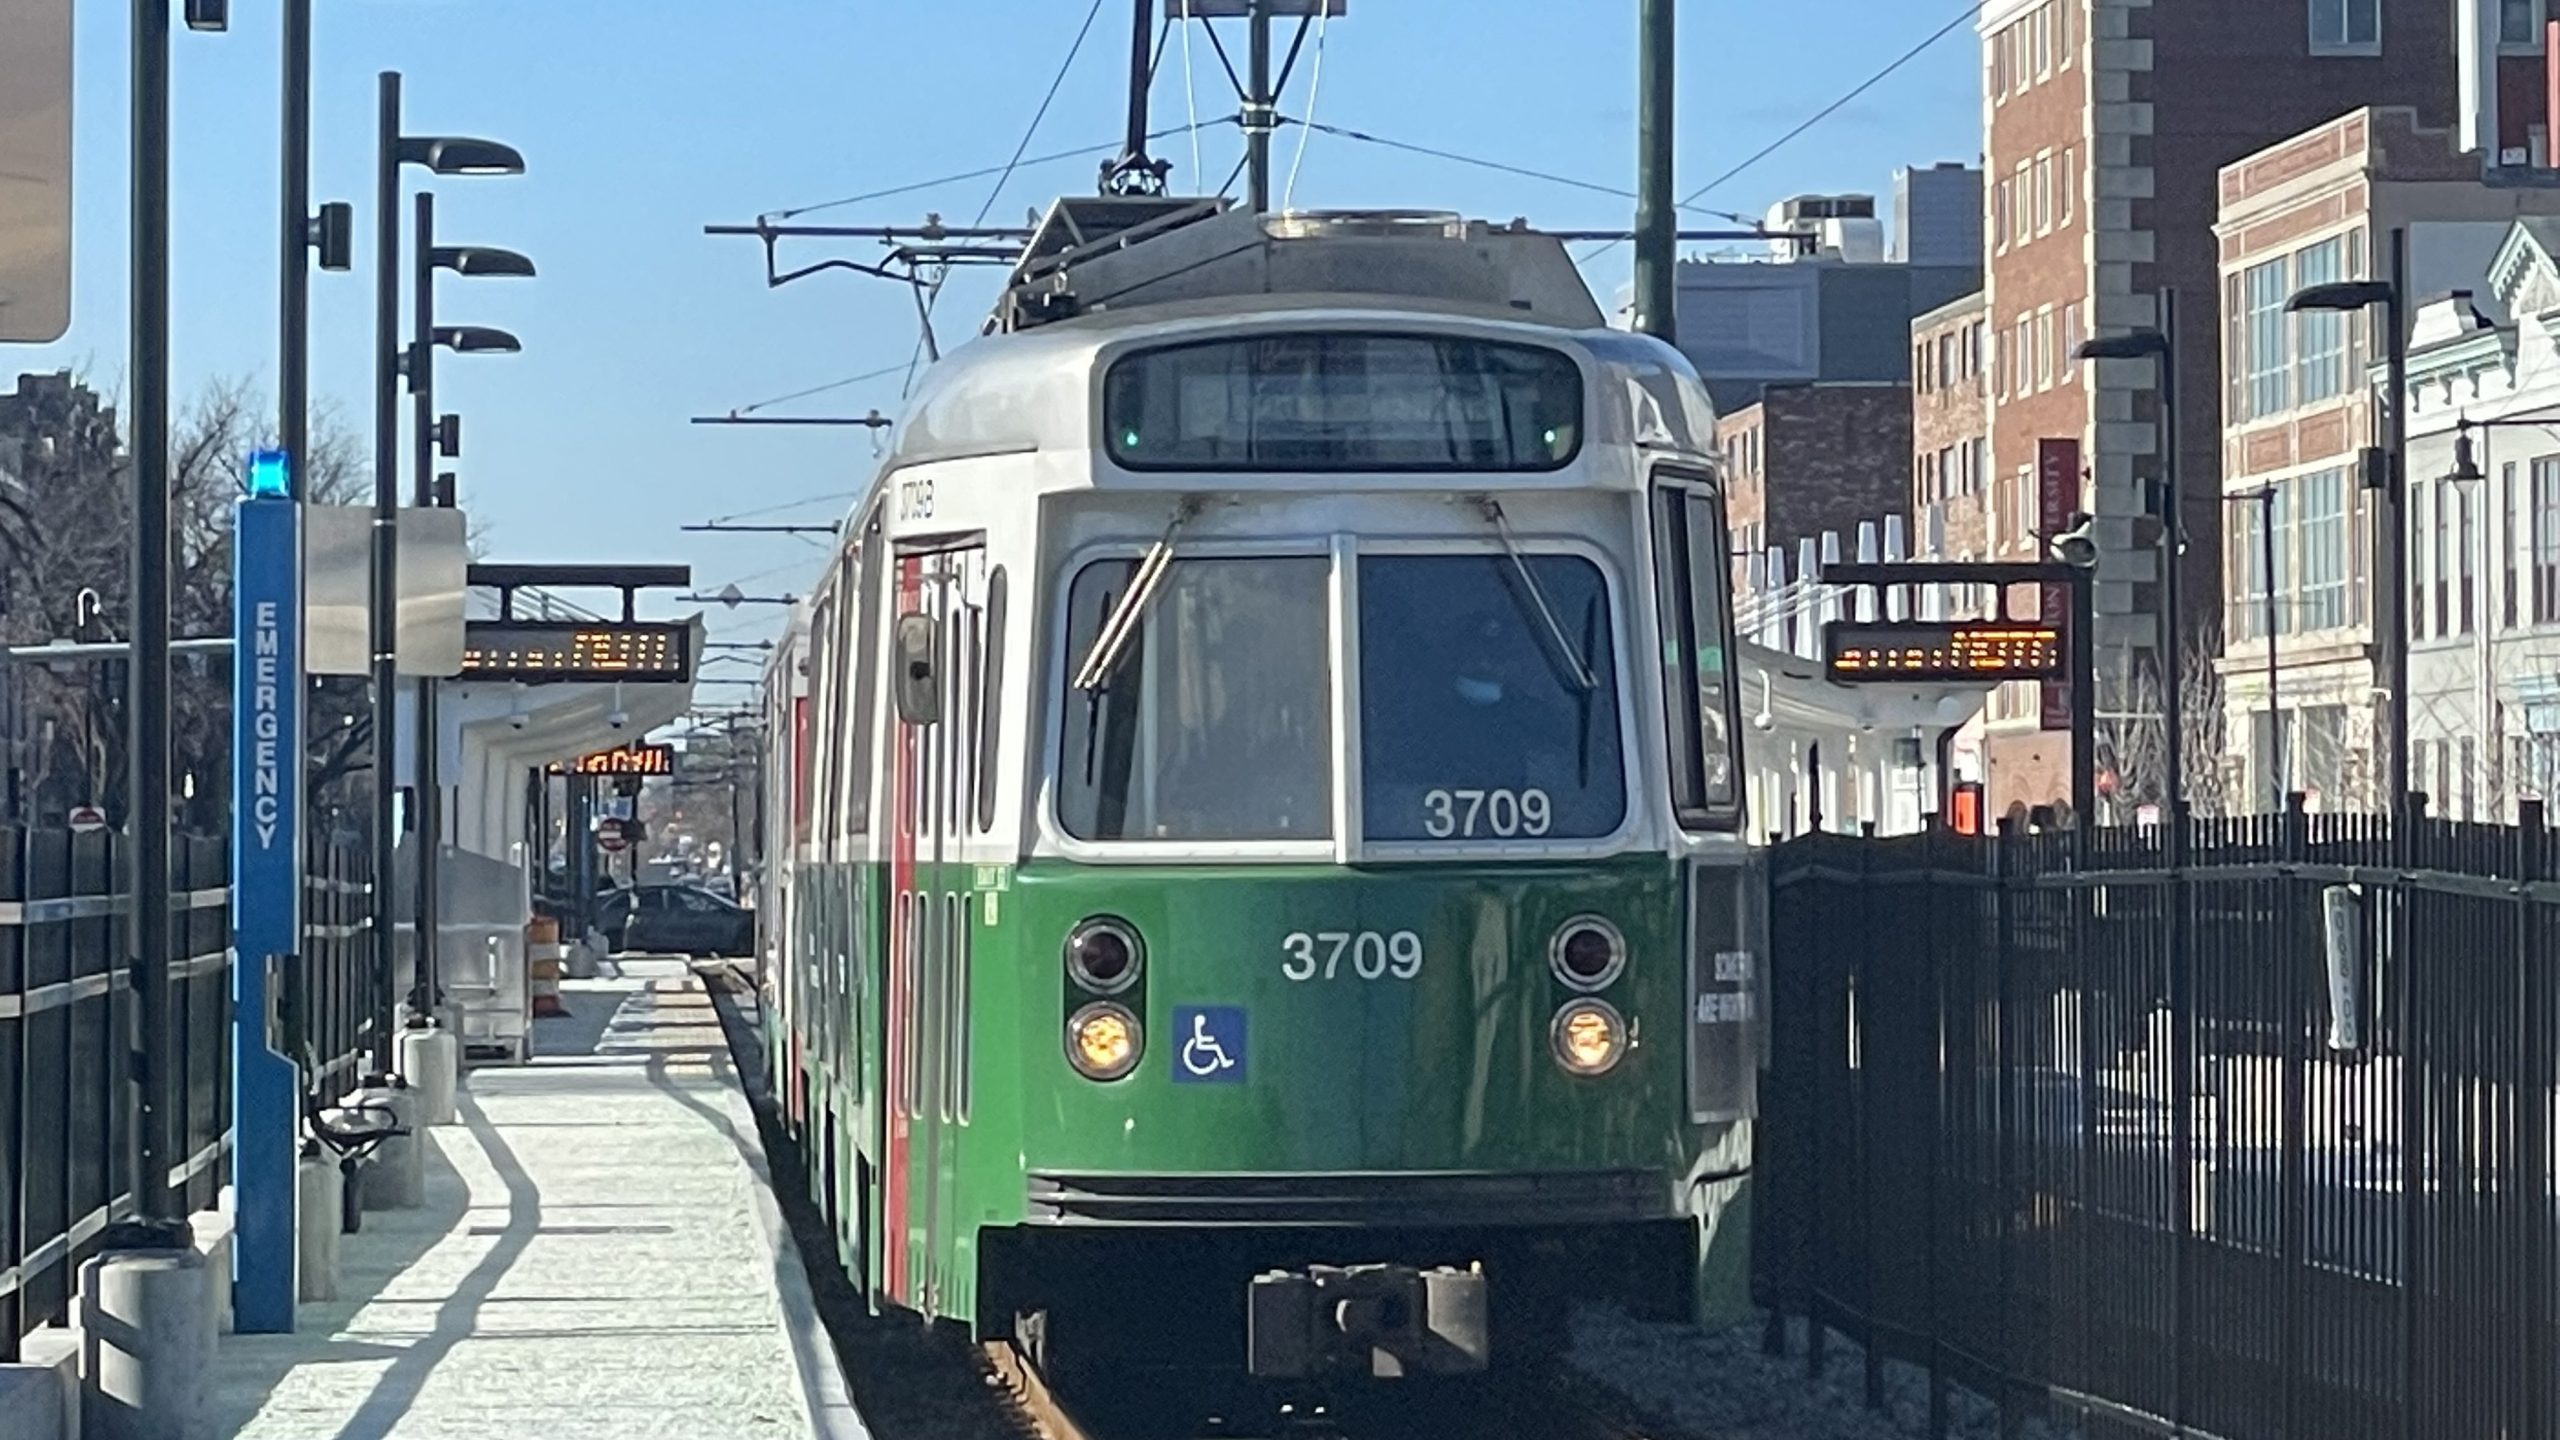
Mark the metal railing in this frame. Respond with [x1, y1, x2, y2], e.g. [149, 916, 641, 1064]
[0, 824, 377, 1357]
[1759, 804, 2560, 1440]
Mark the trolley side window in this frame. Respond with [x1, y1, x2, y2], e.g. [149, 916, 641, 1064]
[1651, 477, 1745, 830]
[1057, 556, 1333, 842]
[1103, 333, 1582, 473]
[844, 516, 884, 837]
[1357, 553, 1626, 841]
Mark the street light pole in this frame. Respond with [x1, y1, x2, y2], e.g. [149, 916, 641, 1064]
[371, 71, 404, 1056]
[2256, 486, 2284, 811]
[2385, 228, 2412, 821]
[411, 189, 440, 1023]
[128, 0, 181, 1234]
[279, 0, 310, 493]
[1633, 0, 1678, 343]
[2157, 289, 2184, 813]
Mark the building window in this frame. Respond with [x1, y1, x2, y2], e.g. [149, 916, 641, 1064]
[2504, 461, 2522, 628]
[2535, 457, 2560, 623]
[2034, 153, 2053, 235]
[2062, 305, 2082, 383]
[2434, 480, 2454, 637]
[2232, 489, 2291, 640]
[1968, 437, 1987, 498]
[2038, 309, 2056, 390]
[2309, 0, 2381, 50]
[2294, 238, 2346, 403]
[2058, 0, 2075, 67]
[2033, 3, 2053, 77]
[1994, 178, 2011, 251]
[2060, 147, 2075, 225]
[2458, 478, 2479, 634]
[2298, 467, 2347, 631]
[2244, 257, 2293, 420]
[2504, 0, 2544, 45]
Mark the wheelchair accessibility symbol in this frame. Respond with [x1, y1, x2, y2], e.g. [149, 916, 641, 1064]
[1172, 1006, 1246, 1085]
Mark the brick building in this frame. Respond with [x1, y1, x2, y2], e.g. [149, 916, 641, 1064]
[1963, 0, 2549, 817]
[2217, 108, 2560, 814]
[1720, 381, 1916, 588]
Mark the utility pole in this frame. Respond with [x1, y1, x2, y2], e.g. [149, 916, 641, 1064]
[1105, 0, 1169, 194]
[372, 71, 404, 1056]
[1633, 0, 1678, 342]
[411, 189, 441, 1023]
[1247, 0, 1275, 211]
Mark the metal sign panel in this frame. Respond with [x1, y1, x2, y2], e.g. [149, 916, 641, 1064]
[0, 0, 74, 343]
[301, 504, 470, 678]
[229, 492, 303, 1335]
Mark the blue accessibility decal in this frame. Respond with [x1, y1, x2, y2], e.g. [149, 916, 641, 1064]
[1171, 1006, 1247, 1084]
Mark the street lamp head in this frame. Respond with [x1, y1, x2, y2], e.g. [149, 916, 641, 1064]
[2445, 425, 2488, 486]
[398, 136, 527, 177]
[2286, 279, 2397, 314]
[431, 245, 536, 279]
[2073, 329, 2170, 362]
[432, 325, 522, 354]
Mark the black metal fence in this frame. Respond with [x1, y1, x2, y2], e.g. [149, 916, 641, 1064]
[1759, 803, 2560, 1440]
[0, 824, 378, 1358]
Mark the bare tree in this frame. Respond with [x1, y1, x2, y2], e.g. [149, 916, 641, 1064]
[2, 373, 371, 828]
[2096, 617, 2238, 820]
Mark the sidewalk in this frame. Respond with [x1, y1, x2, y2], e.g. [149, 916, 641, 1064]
[207, 958, 860, 1439]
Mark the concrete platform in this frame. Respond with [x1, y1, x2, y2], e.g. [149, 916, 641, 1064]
[209, 958, 860, 1439]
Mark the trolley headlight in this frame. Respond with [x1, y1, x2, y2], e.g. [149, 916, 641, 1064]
[1066, 1002, 1142, 1081]
[1548, 915, 1628, 992]
[1064, 917, 1143, 995]
[1550, 998, 1628, 1076]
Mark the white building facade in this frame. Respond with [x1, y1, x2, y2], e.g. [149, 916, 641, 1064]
[2401, 217, 2560, 821]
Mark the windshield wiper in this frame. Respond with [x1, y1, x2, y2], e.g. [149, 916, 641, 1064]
[1073, 498, 1201, 693]
[1472, 497, 1597, 694]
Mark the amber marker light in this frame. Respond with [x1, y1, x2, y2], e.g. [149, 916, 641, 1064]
[1067, 1002, 1142, 1080]
[1550, 998, 1628, 1076]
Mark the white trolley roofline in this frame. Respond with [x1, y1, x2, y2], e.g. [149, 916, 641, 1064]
[881, 302, 1723, 500]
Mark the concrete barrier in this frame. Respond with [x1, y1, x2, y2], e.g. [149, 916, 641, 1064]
[397, 1027, 459, 1128]
[295, 1150, 340, 1303]
[0, 1328, 80, 1440]
[185, 1210, 234, 1336]
[78, 1247, 210, 1440]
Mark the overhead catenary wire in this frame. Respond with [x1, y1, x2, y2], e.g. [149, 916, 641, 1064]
[907, 0, 1114, 400]
[759, 120, 1224, 223]
[1280, 3, 1332, 212]
[723, 361, 913, 419]
[1287, 118, 1759, 224]
[704, 488, 862, 526]
[1578, 1, 1985, 263]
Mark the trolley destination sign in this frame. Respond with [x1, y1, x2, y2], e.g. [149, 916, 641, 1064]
[548, 742, 676, 777]
[1821, 619, 2068, 684]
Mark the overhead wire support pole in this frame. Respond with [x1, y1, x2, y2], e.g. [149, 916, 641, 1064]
[1633, 0, 1678, 342]
[1246, 0, 1274, 210]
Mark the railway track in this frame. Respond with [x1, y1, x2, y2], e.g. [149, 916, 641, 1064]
[982, 1340, 1681, 1440]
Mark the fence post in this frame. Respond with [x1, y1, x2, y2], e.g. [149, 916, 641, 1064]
[2168, 798, 2194, 1433]
[2399, 794, 2425, 1440]
[1926, 820, 1950, 1440]
[1992, 814, 2018, 1440]
[2280, 792, 2309, 1439]
[2517, 798, 2546, 1440]
[1857, 822, 1885, 1412]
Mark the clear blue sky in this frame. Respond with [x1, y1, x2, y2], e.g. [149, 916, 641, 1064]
[9, 0, 1978, 645]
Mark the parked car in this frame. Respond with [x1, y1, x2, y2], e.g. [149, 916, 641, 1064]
[594, 884, 756, 958]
